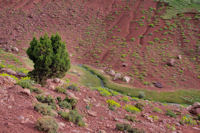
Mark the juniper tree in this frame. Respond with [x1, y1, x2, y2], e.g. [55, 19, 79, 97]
[27, 33, 70, 84]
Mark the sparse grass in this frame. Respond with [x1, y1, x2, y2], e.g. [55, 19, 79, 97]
[58, 110, 85, 127]
[34, 103, 54, 116]
[124, 115, 137, 122]
[0, 73, 19, 81]
[67, 84, 79, 91]
[96, 87, 112, 96]
[116, 123, 145, 133]
[153, 107, 163, 113]
[180, 115, 197, 125]
[55, 86, 66, 94]
[121, 96, 130, 102]
[36, 95, 56, 109]
[17, 77, 34, 89]
[36, 116, 58, 133]
[165, 109, 177, 118]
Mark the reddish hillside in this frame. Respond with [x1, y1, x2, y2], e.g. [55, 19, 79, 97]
[0, 0, 199, 90]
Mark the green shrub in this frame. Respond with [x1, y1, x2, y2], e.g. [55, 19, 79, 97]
[121, 96, 130, 102]
[30, 87, 43, 94]
[27, 33, 70, 84]
[34, 103, 53, 116]
[58, 101, 72, 109]
[153, 107, 163, 113]
[36, 95, 56, 109]
[55, 86, 66, 93]
[138, 91, 145, 99]
[116, 123, 145, 133]
[106, 99, 121, 110]
[36, 116, 58, 133]
[58, 110, 85, 126]
[57, 96, 77, 109]
[180, 115, 197, 125]
[97, 87, 112, 96]
[0, 73, 18, 81]
[17, 77, 34, 89]
[124, 104, 141, 113]
[135, 103, 145, 111]
[165, 109, 176, 118]
[149, 115, 159, 121]
[67, 84, 79, 91]
[125, 115, 137, 122]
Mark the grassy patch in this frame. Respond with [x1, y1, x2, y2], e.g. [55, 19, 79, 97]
[36, 116, 58, 133]
[81, 65, 200, 105]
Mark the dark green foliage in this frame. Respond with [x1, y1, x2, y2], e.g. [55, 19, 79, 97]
[58, 110, 85, 126]
[166, 109, 177, 118]
[36, 116, 58, 133]
[27, 33, 70, 84]
[17, 77, 34, 89]
[36, 95, 56, 109]
[116, 123, 145, 133]
[57, 96, 77, 109]
[34, 103, 53, 116]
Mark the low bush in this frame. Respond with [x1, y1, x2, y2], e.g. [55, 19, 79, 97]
[34, 103, 53, 116]
[96, 87, 112, 96]
[165, 109, 177, 118]
[30, 87, 43, 94]
[17, 77, 34, 89]
[36, 95, 56, 109]
[121, 96, 130, 102]
[153, 107, 163, 113]
[67, 84, 79, 91]
[35, 116, 58, 133]
[180, 115, 197, 125]
[124, 115, 137, 122]
[58, 110, 85, 126]
[106, 99, 121, 110]
[116, 123, 145, 133]
[0, 73, 18, 81]
[55, 86, 66, 94]
[135, 103, 145, 111]
[57, 96, 77, 109]
[124, 104, 141, 114]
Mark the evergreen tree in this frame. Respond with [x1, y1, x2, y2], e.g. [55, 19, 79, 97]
[27, 33, 70, 84]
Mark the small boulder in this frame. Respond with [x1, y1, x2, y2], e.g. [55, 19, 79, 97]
[167, 59, 176, 66]
[67, 92, 79, 100]
[123, 76, 131, 83]
[54, 78, 61, 83]
[153, 82, 163, 88]
[58, 122, 65, 129]
[122, 63, 128, 67]
[177, 55, 182, 60]
[1, 68, 16, 75]
[108, 69, 115, 76]
[113, 73, 121, 80]
[87, 110, 97, 117]
[16, 72, 27, 77]
[188, 102, 200, 115]
[20, 89, 31, 96]
[11, 47, 19, 52]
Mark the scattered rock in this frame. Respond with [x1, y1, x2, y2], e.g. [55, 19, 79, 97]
[1, 68, 17, 75]
[58, 122, 65, 129]
[177, 55, 182, 60]
[122, 63, 128, 67]
[87, 110, 97, 117]
[16, 72, 27, 77]
[107, 69, 115, 76]
[20, 89, 31, 96]
[192, 127, 200, 131]
[153, 82, 163, 88]
[99, 130, 106, 133]
[113, 73, 121, 80]
[67, 92, 79, 100]
[54, 78, 61, 83]
[11, 47, 19, 52]
[188, 102, 200, 115]
[123, 76, 131, 83]
[167, 58, 176, 66]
